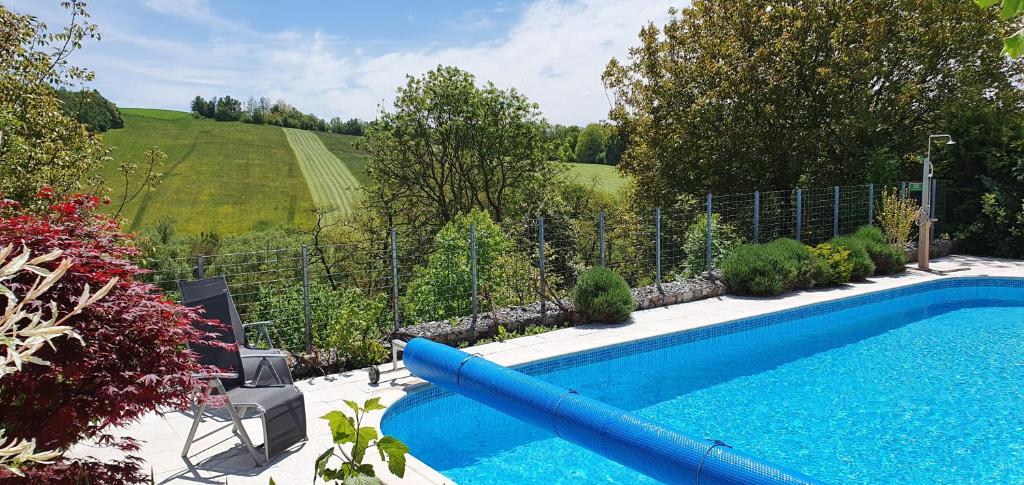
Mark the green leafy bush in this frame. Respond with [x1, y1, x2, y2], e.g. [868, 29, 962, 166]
[853, 225, 887, 245]
[829, 236, 875, 281]
[571, 267, 635, 323]
[404, 210, 532, 323]
[851, 225, 908, 274]
[808, 243, 853, 286]
[720, 241, 804, 296]
[681, 213, 743, 277]
[248, 283, 389, 368]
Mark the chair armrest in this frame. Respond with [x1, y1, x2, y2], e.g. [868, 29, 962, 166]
[192, 371, 238, 380]
[242, 321, 275, 349]
[242, 320, 274, 328]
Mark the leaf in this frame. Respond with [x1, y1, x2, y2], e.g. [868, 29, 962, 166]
[976, 0, 1000, 6]
[268, 479, 277, 485]
[1004, 28, 1024, 57]
[362, 397, 385, 412]
[376, 436, 410, 478]
[321, 411, 356, 444]
[314, 447, 334, 482]
[1001, 0, 1024, 19]
[351, 426, 377, 463]
[343, 400, 361, 414]
[341, 476, 383, 485]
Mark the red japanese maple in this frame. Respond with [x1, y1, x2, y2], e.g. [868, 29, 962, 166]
[0, 193, 212, 484]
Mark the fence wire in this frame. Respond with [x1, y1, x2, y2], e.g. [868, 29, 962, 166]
[146, 182, 944, 356]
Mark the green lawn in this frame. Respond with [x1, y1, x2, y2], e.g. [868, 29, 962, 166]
[315, 131, 371, 184]
[563, 162, 628, 195]
[284, 128, 362, 217]
[99, 110, 313, 234]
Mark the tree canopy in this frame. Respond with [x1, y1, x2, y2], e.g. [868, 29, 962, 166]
[604, 1, 1024, 207]
[361, 65, 554, 233]
[0, 2, 106, 204]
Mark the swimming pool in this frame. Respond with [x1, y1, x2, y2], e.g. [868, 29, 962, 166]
[381, 278, 1024, 484]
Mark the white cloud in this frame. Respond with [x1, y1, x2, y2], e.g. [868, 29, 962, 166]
[81, 0, 678, 125]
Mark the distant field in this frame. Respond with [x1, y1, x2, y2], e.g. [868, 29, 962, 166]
[315, 132, 371, 184]
[120, 108, 193, 121]
[99, 109, 313, 234]
[563, 162, 628, 194]
[284, 128, 362, 218]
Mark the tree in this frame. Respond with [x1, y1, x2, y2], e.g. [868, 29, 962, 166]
[0, 194, 212, 483]
[0, 1, 107, 205]
[976, 0, 1024, 56]
[574, 123, 606, 164]
[190, 95, 209, 117]
[56, 88, 123, 132]
[214, 95, 242, 121]
[361, 66, 554, 233]
[603, 1, 1023, 208]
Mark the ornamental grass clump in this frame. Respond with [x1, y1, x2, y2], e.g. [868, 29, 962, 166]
[571, 267, 634, 323]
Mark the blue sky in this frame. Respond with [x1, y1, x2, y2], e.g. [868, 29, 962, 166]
[7, 0, 676, 125]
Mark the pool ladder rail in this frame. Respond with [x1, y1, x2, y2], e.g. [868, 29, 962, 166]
[367, 339, 407, 385]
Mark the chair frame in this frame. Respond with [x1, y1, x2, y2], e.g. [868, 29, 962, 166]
[181, 372, 266, 465]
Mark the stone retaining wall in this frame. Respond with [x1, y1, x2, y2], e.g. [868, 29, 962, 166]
[394, 274, 727, 346]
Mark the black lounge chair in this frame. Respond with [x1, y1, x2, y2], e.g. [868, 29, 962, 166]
[179, 292, 307, 464]
[178, 276, 291, 386]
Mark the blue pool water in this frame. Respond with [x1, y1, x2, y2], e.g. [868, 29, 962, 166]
[381, 278, 1024, 484]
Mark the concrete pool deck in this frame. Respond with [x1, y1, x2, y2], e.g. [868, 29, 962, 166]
[73, 255, 1024, 484]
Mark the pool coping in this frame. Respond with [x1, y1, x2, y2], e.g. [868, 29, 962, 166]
[355, 255, 1024, 484]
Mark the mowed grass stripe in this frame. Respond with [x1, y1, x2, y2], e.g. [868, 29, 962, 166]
[290, 130, 355, 208]
[283, 128, 362, 215]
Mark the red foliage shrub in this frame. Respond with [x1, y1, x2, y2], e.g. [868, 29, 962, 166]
[0, 194, 210, 484]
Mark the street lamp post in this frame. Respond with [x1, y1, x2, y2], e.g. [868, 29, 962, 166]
[919, 134, 955, 270]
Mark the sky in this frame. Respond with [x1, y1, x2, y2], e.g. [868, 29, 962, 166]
[7, 0, 678, 125]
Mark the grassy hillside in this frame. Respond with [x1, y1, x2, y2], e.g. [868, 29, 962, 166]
[316, 132, 371, 184]
[97, 109, 627, 235]
[100, 109, 313, 234]
[563, 162, 628, 195]
[284, 128, 362, 218]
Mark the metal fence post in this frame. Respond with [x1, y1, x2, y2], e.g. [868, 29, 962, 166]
[655, 207, 662, 291]
[833, 185, 840, 237]
[538, 217, 546, 319]
[470, 222, 478, 335]
[868, 183, 874, 226]
[196, 255, 205, 279]
[598, 211, 606, 267]
[301, 245, 312, 353]
[706, 194, 713, 272]
[901, 181, 907, 200]
[390, 228, 400, 333]
[795, 188, 803, 242]
[753, 191, 760, 243]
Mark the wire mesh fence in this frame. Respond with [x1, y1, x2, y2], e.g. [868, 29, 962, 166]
[143, 181, 946, 356]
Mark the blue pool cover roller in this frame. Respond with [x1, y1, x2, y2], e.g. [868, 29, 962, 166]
[403, 337, 821, 485]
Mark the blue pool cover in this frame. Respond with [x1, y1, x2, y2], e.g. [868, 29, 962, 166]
[403, 337, 821, 485]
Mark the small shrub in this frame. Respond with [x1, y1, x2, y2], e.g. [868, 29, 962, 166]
[863, 241, 909, 274]
[680, 213, 743, 277]
[720, 242, 802, 296]
[853, 225, 887, 245]
[829, 236, 875, 281]
[875, 187, 919, 245]
[852, 225, 908, 274]
[571, 267, 634, 323]
[808, 243, 853, 286]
